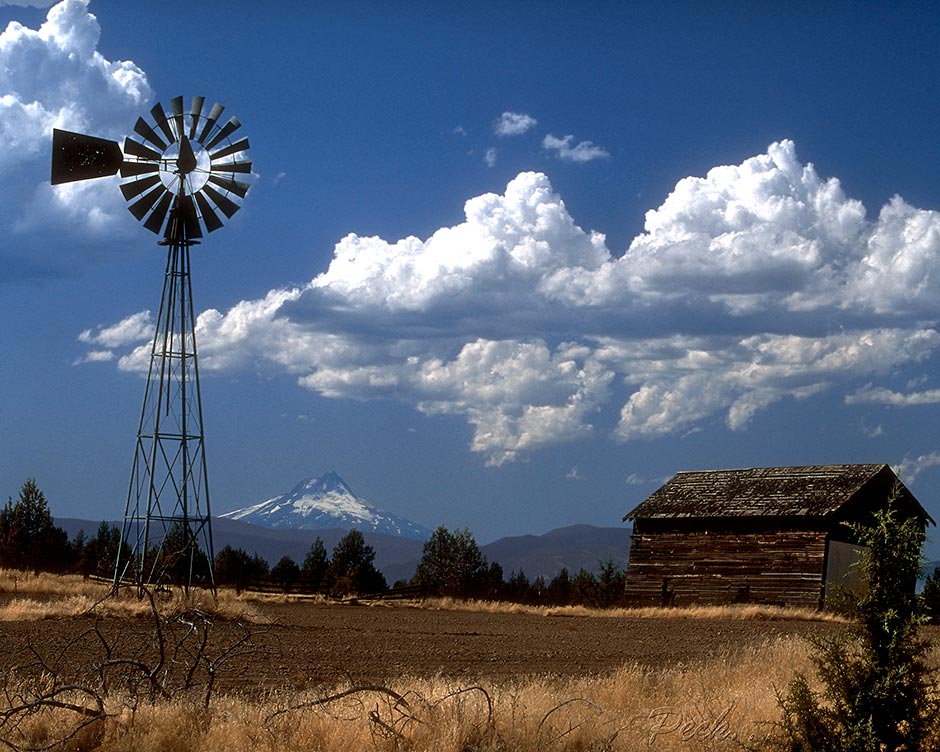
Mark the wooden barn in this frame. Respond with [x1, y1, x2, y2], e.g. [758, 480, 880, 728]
[622, 464, 933, 609]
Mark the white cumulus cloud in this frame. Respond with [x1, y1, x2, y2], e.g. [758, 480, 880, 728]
[78, 310, 152, 349]
[413, 339, 612, 465]
[0, 0, 152, 236]
[542, 133, 610, 163]
[309, 171, 610, 314]
[1, 0, 150, 169]
[895, 452, 940, 484]
[494, 111, 537, 137]
[607, 329, 939, 440]
[79, 142, 940, 465]
[846, 384, 940, 406]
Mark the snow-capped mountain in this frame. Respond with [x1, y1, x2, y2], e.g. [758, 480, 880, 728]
[219, 471, 431, 540]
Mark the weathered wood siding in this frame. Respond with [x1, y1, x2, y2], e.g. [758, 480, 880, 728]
[623, 528, 828, 608]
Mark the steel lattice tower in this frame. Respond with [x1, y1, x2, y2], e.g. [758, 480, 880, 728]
[116, 214, 214, 592]
[50, 96, 252, 593]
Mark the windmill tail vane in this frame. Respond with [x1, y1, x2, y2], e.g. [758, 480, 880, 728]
[51, 96, 252, 594]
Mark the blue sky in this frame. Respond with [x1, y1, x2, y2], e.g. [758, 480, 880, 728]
[3, 0, 940, 551]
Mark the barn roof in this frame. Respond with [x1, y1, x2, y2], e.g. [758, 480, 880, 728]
[624, 464, 931, 522]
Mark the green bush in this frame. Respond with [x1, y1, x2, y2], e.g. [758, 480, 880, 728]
[778, 485, 940, 751]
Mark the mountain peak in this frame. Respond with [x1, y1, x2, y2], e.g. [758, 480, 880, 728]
[293, 471, 350, 496]
[221, 471, 430, 540]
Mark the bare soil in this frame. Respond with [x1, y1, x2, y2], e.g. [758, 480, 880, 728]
[259, 602, 855, 686]
[0, 601, 872, 692]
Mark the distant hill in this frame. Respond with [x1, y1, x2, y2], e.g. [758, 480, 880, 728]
[56, 518, 632, 586]
[481, 524, 631, 580]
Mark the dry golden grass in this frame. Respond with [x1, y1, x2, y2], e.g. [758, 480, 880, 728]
[0, 566, 845, 629]
[410, 595, 848, 623]
[0, 591, 269, 623]
[0, 568, 107, 598]
[0, 569, 268, 623]
[1, 636, 816, 751]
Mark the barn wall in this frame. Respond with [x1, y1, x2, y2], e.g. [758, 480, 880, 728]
[623, 528, 828, 608]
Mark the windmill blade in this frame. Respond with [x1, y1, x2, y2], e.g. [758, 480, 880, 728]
[170, 96, 185, 140]
[208, 137, 249, 162]
[197, 102, 225, 145]
[120, 160, 160, 178]
[134, 117, 168, 151]
[203, 116, 241, 151]
[188, 96, 205, 139]
[128, 185, 166, 221]
[211, 159, 252, 174]
[143, 191, 174, 234]
[207, 174, 250, 198]
[194, 191, 225, 233]
[123, 137, 162, 162]
[174, 194, 203, 240]
[120, 174, 161, 201]
[202, 184, 241, 218]
[51, 129, 122, 184]
[150, 102, 175, 145]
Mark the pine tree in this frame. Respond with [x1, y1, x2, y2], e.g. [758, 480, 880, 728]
[214, 545, 268, 592]
[325, 529, 386, 596]
[413, 526, 488, 598]
[597, 559, 626, 608]
[504, 569, 533, 603]
[482, 560, 505, 600]
[546, 567, 572, 605]
[0, 479, 69, 574]
[76, 521, 124, 578]
[270, 555, 300, 592]
[301, 537, 329, 592]
[571, 567, 599, 607]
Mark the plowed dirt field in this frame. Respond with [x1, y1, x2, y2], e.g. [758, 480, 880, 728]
[0, 601, 865, 690]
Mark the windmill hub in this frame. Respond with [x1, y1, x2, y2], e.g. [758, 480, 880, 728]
[160, 136, 210, 193]
[176, 135, 197, 175]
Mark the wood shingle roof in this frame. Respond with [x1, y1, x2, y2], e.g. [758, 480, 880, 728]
[624, 464, 922, 521]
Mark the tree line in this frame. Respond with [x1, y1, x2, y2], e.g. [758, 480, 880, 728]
[1, 479, 628, 606]
[215, 528, 386, 596]
[217, 524, 629, 608]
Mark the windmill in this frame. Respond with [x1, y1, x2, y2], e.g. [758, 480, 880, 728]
[51, 96, 252, 592]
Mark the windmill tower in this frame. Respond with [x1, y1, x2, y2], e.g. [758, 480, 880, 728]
[51, 96, 252, 592]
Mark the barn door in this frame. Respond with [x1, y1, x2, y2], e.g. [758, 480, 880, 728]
[824, 538, 868, 601]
